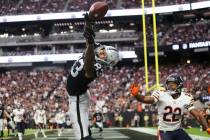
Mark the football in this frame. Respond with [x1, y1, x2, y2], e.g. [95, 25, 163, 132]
[89, 2, 108, 20]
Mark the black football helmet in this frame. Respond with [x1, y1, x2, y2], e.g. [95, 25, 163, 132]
[165, 73, 183, 95]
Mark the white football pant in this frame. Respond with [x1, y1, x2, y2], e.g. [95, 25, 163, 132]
[69, 92, 90, 140]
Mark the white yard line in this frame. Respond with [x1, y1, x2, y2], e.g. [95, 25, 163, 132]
[32, 128, 130, 140]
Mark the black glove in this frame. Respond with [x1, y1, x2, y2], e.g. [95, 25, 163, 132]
[83, 13, 95, 44]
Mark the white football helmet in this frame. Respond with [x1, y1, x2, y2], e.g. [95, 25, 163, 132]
[16, 102, 21, 109]
[38, 104, 43, 110]
[94, 43, 119, 67]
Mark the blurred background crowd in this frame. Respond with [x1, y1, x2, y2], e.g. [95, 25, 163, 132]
[0, 0, 208, 16]
[0, 0, 210, 132]
[0, 62, 209, 129]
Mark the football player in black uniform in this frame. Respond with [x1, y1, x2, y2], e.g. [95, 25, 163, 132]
[66, 13, 119, 140]
[0, 101, 11, 140]
[93, 110, 103, 134]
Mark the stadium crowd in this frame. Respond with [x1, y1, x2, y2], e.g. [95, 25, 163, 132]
[0, 0, 208, 16]
[1, 18, 209, 56]
[0, 63, 209, 129]
[1, 19, 210, 57]
[162, 20, 210, 45]
[0, 69, 68, 128]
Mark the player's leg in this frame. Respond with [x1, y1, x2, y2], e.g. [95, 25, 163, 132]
[60, 123, 65, 135]
[207, 115, 210, 126]
[0, 119, 3, 139]
[96, 122, 103, 132]
[100, 122, 103, 132]
[57, 124, 59, 136]
[158, 130, 173, 140]
[13, 123, 17, 137]
[57, 123, 61, 137]
[88, 117, 93, 136]
[7, 120, 15, 136]
[16, 122, 23, 140]
[69, 96, 82, 140]
[35, 123, 46, 138]
[88, 126, 92, 136]
[40, 123, 47, 138]
[62, 123, 65, 132]
[96, 122, 103, 137]
[34, 124, 40, 138]
[7, 122, 10, 136]
[7, 128, 10, 137]
[69, 93, 93, 140]
[173, 129, 192, 140]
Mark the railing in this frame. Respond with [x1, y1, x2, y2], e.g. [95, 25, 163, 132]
[0, 31, 139, 46]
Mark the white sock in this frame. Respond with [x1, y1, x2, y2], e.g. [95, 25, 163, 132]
[58, 129, 60, 136]
[41, 129, 46, 137]
[34, 130, 38, 138]
[58, 129, 62, 136]
[18, 133, 22, 140]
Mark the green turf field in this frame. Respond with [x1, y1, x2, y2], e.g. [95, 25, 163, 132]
[3, 129, 54, 140]
[185, 128, 209, 137]
[3, 127, 209, 140]
[146, 127, 209, 137]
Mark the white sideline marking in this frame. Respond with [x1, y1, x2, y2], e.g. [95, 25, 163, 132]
[32, 128, 130, 140]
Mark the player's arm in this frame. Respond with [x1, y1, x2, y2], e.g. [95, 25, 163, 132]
[55, 114, 58, 122]
[83, 13, 95, 78]
[4, 111, 12, 120]
[23, 110, 26, 121]
[44, 111, 47, 125]
[92, 116, 96, 124]
[33, 111, 36, 120]
[190, 108, 210, 135]
[33, 111, 38, 124]
[130, 84, 155, 104]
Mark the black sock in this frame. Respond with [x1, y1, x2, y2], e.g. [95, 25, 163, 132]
[88, 127, 92, 136]
[0, 131, 3, 137]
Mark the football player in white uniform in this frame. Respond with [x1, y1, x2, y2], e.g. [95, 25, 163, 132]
[33, 104, 47, 138]
[130, 73, 210, 140]
[55, 109, 66, 137]
[12, 103, 25, 140]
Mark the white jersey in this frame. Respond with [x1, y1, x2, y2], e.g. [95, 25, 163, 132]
[12, 108, 25, 123]
[152, 90, 195, 131]
[34, 109, 46, 124]
[55, 112, 66, 124]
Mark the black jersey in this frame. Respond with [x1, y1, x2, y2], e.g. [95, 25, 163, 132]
[0, 106, 4, 119]
[93, 112, 103, 122]
[66, 56, 103, 96]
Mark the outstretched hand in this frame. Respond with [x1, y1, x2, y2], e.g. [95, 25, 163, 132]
[83, 13, 95, 44]
[130, 83, 140, 97]
[207, 128, 210, 135]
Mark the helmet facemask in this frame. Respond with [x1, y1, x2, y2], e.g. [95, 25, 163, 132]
[166, 82, 179, 95]
[94, 43, 119, 67]
[16, 103, 21, 109]
[165, 73, 183, 95]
